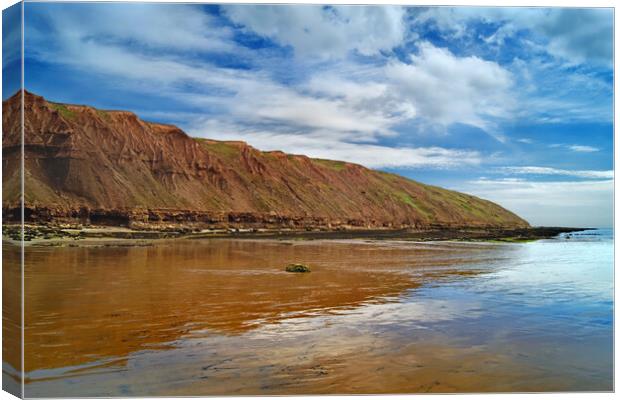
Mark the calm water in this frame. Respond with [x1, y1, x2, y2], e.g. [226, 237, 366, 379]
[3, 229, 613, 395]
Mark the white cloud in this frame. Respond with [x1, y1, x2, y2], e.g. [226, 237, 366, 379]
[536, 8, 613, 66]
[516, 138, 533, 144]
[545, 144, 602, 153]
[297, 42, 515, 139]
[413, 7, 613, 66]
[228, 79, 400, 138]
[187, 118, 481, 169]
[29, 24, 402, 141]
[411, 9, 613, 124]
[569, 145, 599, 153]
[222, 5, 406, 58]
[384, 42, 514, 134]
[500, 166, 613, 179]
[457, 178, 613, 228]
[509, 57, 613, 124]
[37, 3, 237, 54]
[184, 42, 515, 146]
[28, 6, 510, 162]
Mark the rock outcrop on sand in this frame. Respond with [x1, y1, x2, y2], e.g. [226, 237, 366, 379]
[2, 91, 529, 230]
[285, 264, 311, 273]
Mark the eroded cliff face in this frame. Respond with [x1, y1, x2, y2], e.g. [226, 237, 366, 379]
[2, 91, 529, 230]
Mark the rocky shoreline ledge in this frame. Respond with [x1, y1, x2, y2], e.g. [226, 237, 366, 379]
[2, 224, 587, 246]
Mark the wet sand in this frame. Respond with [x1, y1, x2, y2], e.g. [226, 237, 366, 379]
[3, 232, 613, 396]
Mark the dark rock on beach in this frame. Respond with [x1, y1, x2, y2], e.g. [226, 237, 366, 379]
[285, 264, 311, 273]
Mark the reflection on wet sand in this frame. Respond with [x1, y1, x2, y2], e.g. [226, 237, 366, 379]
[4, 236, 613, 396]
[19, 240, 494, 374]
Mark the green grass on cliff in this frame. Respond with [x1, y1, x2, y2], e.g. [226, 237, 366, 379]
[49, 103, 76, 120]
[196, 139, 241, 161]
[96, 109, 111, 121]
[313, 159, 347, 171]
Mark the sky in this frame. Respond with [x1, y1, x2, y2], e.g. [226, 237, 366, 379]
[3, 3, 614, 227]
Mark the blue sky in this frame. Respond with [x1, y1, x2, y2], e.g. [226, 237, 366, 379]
[4, 3, 614, 227]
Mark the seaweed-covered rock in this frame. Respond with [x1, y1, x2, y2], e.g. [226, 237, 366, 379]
[285, 263, 311, 273]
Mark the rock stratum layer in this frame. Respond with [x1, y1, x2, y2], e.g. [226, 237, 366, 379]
[2, 91, 529, 230]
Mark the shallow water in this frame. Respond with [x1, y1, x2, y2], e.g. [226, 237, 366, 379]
[4, 229, 613, 395]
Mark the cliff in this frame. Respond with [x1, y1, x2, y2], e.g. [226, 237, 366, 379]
[2, 91, 529, 230]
